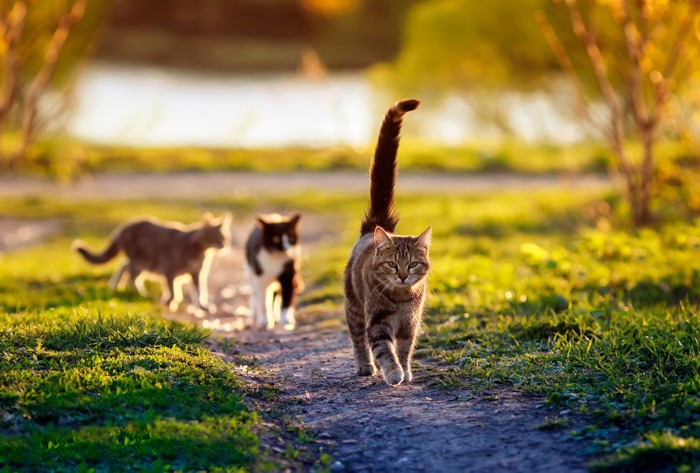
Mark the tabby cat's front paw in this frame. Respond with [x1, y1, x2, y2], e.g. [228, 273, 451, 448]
[357, 364, 377, 376]
[383, 368, 405, 386]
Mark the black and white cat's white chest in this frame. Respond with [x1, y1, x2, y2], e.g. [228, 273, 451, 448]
[254, 247, 295, 280]
[245, 214, 300, 279]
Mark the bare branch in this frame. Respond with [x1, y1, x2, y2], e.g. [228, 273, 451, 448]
[650, 13, 695, 125]
[534, 9, 598, 130]
[0, 1, 28, 131]
[562, 0, 637, 189]
[17, 0, 88, 162]
[621, 0, 650, 130]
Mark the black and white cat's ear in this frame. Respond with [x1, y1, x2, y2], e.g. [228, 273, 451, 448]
[255, 215, 267, 228]
[220, 212, 233, 227]
[415, 226, 432, 250]
[287, 212, 301, 228]
[374, 226, 393, 247]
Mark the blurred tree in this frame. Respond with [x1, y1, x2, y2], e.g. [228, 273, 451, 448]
[99, 0, 415, 72]
[0, 0, 111, 170]
[539, 0, 700, 227]
[382, 0, 559, 94]
[301, 0, 360, 17]
[385, 0, 700, 227]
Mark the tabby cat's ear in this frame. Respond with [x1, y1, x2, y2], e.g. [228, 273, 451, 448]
[374, 226, 393, 247]
[416, 226, 432, 250]
[221, 212, 233, 227]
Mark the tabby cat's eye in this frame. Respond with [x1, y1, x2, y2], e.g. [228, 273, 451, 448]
[387, 262, 398, 269]
[408, 262, 418, 269]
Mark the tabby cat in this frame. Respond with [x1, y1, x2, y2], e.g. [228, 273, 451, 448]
[245, 213, 303, 330]
[73, 213, 231, 312]
[344, 99, 431, 386]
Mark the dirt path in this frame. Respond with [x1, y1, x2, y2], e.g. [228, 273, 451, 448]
[229, 328, 588, 473]
[0, 171, 609, 200]
[163, 216, 590, 473]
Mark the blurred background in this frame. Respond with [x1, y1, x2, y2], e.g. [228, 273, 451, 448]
[1, 0, 699, 226]
[2, 0, 600, 153]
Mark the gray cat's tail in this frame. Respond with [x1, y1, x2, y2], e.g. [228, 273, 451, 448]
[72, 239, 120, 264]
[360, 98, 419, 235]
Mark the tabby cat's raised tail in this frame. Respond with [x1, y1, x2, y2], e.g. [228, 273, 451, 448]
[360, 98, 419, 236]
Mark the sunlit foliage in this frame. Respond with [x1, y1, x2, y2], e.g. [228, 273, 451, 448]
[301, 0, 360, 17]
[0, 0, 111, 168]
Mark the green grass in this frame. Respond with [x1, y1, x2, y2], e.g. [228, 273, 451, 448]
[0, 306, 260, 471]
[12, 133, 697, 182]
[0, 198, 313, 472]
[9, 135, 623, 179]
[1, 186, 700, 471]
[279, 189, 700, 471]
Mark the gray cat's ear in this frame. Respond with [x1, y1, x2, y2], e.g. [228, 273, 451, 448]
[288, 212, 301, 228]
[374, 226, 393, 247]
[201, 212, 214, 226]
[416, 226, 432, 249]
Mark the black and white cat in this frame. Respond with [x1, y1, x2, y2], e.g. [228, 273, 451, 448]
[244, 213, 303, 330]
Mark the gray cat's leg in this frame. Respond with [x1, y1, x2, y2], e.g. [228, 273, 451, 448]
[162, 276, 180, 312]
[109, 261, 129, 291]
[133, 275, 148, 297]
[368, 314, 403, 386]
[190, 271, 210, 311]
[127, 262, 148, 296]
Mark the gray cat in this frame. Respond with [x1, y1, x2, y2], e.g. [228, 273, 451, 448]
[73, 213, 231, 312]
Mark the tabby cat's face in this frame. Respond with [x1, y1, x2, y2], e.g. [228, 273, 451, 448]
[257, 213, 301, 254]
[372, 226, 431, 287]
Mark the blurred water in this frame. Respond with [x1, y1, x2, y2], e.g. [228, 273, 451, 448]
[66, 63, 585, 147]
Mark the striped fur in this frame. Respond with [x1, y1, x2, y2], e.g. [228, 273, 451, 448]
[344, 99, 432, 386]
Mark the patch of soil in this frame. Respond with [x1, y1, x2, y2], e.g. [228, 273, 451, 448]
[222, 326, 589, 473]
[0, 172, 611, 201]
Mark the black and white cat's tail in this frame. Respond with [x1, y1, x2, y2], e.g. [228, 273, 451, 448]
[72, 239, 120, 264]
[360, 98, 419, 236]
